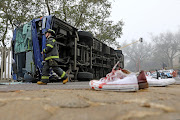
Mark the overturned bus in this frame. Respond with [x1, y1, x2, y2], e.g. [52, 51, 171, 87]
[12, 15, 124, 82]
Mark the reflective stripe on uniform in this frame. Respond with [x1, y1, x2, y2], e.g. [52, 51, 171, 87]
[43, 48, 46, 52]
[52, 39, 56, 42]
[48, 29, 55, 33]
[41, 76, 49, 79]
[45, 56, 59, 61]
[61, 71, 66, 78]
[47, 44, 53, 48]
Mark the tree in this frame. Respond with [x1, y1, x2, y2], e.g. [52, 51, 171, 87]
[151, 31, 180, 68]
[0, 0, 11, 47]
[35, 0, 124, 45]
[0, 0, 44, 47]
[0, 0, 123, 47]
[122, 40, 153, 72]
[45, 0, 51, 15]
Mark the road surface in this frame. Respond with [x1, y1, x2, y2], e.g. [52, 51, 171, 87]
[0, 81, 90, 91]
[0, 81, 179, 120]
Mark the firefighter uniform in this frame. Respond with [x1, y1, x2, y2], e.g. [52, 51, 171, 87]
[37, 29, 68, 85]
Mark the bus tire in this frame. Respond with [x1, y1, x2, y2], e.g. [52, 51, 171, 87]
[77, 72, 93, 81]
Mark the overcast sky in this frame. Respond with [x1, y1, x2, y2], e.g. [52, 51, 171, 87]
[110, 0, 180, 44]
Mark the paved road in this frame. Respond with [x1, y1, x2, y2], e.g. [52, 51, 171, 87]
[175, 77, 180, 84]
[0, 81, 90, 91]
[0, 85, 180, 120]
[0, 77, 180, 91]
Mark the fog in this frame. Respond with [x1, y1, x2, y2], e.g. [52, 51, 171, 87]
[110, 0, 180, 43]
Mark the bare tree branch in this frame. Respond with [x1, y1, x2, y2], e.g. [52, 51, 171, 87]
[45, 0, 51, 15]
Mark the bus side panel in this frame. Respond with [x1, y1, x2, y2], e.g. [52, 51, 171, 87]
[31, 19, 43, 72]
[41, 16, 52, 52]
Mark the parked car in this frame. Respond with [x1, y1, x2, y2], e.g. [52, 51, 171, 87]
[162, 69, 173, 78]
[151, 72, 157, 78]
[151, 69, 173, 79]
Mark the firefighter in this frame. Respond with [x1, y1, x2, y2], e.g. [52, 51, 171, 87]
[37, 29, 68, 85]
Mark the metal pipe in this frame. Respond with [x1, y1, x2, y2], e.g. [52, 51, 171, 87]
[4, 47, 7, 80]
[1, 48, 4, 80]
[74, 31, 79, 70]
[90, 46, 92, 69]
[8, 48, 10, 81]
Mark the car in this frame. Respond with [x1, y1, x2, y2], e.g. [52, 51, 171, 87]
[151, 72, 157, 78]
[151, 69, 174, 79]
[151, 71, 162, 79]
[162, 69, 173, 78]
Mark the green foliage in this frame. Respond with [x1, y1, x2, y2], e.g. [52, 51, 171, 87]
[95, 20, 123, 46]
[0, 0, 123, 46]
[0, 0, 44, 46]
[45, 0, 124, 45]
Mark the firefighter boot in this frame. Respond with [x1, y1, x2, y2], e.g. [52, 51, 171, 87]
[63, 77, 68, 84]
[37, 81, 47, 85]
